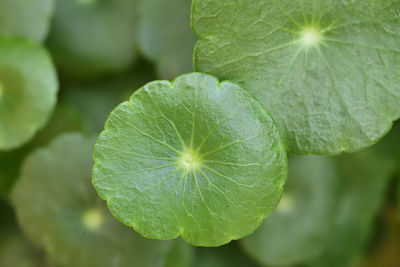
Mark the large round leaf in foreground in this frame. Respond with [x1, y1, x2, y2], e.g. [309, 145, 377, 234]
[12, 134, 172, 267]
[0, 38, 58, 150]
[93, 73, 288, 246]
[192, 0, 400, 155]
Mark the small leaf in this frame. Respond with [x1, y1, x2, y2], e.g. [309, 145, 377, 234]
[47, 0, 139, 77]
[241, 155, 338, 266]
[12, 133, 173, 267]
[0, 0, 54, 42]
[93, 73, 288, 246]
[138, 0, 197, 79]
[192, 0, 400, 155]
[0, 38, 58, 150]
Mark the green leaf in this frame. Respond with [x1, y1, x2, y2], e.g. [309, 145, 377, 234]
[138, 0, 197, 79]
[0, 0, 54, 42]
[0, 38, 58, 150]
[47, 0, 139, 77]
[12, 133, 173, 267]
[0, 104, 86, 199]
[241, 155, 338, 266]
[93, 73, 287, 246]
[192, 0, 400, 155]
[308, 146, 395, 267]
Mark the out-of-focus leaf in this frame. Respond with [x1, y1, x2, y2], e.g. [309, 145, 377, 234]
[0, 38, 58, 150]
[60, 61, 156, 133]
[47, 0, 140, 78]
[192, 243, 260, 267]
[164, 238, 194, 267]
[138, 0, 196, 79]
[12, 133, 174, 267]
[0, 229, 46, 267]
[0, 0, 54, 42]
[241, 155, 338, 266]
[308, 146, 396, 267]
[192, 0, 400, 155]
[93, 73, 287, 246]
[0, 104, 86, 199]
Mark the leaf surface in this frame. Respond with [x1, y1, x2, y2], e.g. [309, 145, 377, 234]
[192, 0, 400, 154]
[93, 73, 288, 246]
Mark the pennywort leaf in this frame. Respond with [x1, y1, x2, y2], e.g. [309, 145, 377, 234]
[192, 0, 400, 155]
[93, 73, 288, 246]
[0, 38, 58, 150]
[12, 133, 173, 267]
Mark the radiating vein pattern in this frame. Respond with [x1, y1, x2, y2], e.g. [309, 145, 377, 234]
[93, 73, 287, 246]
[193, 0, 400, 155]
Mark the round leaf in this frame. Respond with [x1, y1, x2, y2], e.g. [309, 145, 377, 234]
[192, 0, 400, 155]
[241, 155, 338, 266]
[93, 73, 288, 246]
[0, 0, 54, 42]
[0, 38, 58, 150]
[138, 0, 197, 79]
[12, 133, 173, 267]
[47, 0, 139, 77]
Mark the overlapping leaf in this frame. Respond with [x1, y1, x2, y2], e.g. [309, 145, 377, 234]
[192, 0, 400, 155]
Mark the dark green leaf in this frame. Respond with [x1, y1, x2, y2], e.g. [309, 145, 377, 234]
[192, 0, 400, 155]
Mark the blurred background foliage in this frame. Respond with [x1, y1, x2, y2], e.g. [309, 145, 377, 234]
[0, 0, 399, 266]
